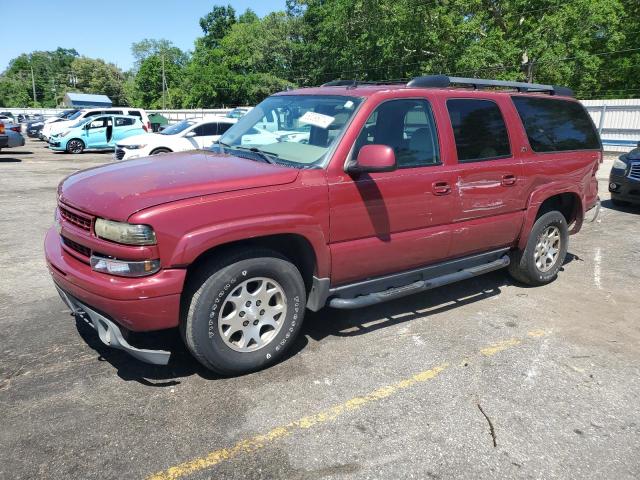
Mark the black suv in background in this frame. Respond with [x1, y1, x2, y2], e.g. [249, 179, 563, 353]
[609, 144, 640, 206]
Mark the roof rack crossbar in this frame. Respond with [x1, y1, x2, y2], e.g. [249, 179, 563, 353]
[406, 75, 574, 97]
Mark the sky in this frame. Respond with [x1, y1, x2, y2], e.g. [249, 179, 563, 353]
[1, 0, 286, 72]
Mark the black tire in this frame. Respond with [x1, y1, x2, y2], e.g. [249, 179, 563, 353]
[508, 211, 569, 286]
[611, 197, 629, 207]
[66, 139, 85, 154]
[150, 147, 171, 155]
[182, 248, 307, 375]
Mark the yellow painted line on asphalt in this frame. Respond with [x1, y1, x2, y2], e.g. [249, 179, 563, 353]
[480, 338, 521, 356]
[146, 331, 547, 480]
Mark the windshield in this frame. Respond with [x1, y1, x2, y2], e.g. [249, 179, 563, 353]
[69, 117, 93, 129]
[68, 111, 84, 120]
[217, 95, 362, 168]
[61, 110, 78, 119]
[160, 120, 195, 135]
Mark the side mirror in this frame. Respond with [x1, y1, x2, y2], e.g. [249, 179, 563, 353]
[347, 144, 397, 174]
[185, 131, 197, 138]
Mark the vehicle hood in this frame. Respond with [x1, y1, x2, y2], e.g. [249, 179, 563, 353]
[59, 150, 300, 221]
[117, 132, 166, 146]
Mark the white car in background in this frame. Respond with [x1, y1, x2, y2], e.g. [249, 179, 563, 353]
[42, 107, 150, 141]
[114, 116, 237, 160]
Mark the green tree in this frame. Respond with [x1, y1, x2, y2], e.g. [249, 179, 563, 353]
[70, 57, 127, 105]
[199, 5, 237, 49]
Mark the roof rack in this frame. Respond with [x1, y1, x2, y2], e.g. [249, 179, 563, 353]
[320, 79, 406, 88]
[406, 74, 574, 97]
[320, 75, 574, 97]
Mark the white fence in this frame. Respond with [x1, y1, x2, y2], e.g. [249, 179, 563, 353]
[4, 100, 640, 152]
[0, 107, 233, 121]
[582, 99, 640, 153]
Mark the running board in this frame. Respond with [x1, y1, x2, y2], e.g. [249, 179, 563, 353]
[328, 255, 510, 309]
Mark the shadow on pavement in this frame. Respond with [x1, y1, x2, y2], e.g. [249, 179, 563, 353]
[601, 198, 639, 215]
[77, 257, 579, 386]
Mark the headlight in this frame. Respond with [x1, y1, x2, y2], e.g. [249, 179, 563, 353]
[90, 255, 160, 277]
[59, 130, 70, 137]
[612, 158, 627, 170]
[123, 144, 147, 150]
[94, 218, 156, 245]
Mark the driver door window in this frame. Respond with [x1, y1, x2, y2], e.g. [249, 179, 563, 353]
[353, 99, 440, 168]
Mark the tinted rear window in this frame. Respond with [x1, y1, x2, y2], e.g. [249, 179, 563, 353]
[511, 97, 600, 152]
[447, 99, 511, 162]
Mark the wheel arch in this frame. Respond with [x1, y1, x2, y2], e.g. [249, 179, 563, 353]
[518, 187, 583, 250]
[184, 233, 321, 297]
[150, 146, 173, 155]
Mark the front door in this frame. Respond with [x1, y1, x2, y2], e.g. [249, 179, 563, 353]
[84, 116, 110, 149]
[444, 98, 525, 258]
[328, 98, 456, 285]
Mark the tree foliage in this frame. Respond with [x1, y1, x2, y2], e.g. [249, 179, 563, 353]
[1, 1, 639, 108]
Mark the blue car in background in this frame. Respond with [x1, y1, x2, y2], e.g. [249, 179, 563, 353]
[49, 115, 147, 153]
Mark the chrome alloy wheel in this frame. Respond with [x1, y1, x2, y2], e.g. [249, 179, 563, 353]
[534, 226, 561, 272]
[218, 277, 287, 352]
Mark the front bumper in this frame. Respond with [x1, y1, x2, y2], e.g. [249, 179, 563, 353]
[45, 226, 185, 332]
[56, 285, 170, 365]
[609, 172, 640, 204]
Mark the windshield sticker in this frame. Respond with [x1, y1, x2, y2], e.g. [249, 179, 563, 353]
[299, 111, 335, 129]
[344, 100, 355, 109]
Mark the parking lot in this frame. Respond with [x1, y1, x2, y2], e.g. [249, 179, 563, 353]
[1, 138, 639, 479]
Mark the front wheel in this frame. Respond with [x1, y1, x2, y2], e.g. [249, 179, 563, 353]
[182, 249, 307, 375]
[508, 211, 569, 286]
[150, 147, 171, 155]
[66, 139, 85, 154]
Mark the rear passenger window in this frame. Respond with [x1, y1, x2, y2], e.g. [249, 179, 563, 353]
[447, 99, 511, 162]
[128, 111, 142, 119]
[511, 97, 600, 152]
[115, 117, 134, 126]
[353, 99, 439, 168]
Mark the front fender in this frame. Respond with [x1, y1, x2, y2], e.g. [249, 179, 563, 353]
[169, 214, 331, 278]
[517, 182, 584, 250]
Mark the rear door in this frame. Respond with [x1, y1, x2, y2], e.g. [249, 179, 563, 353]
[110, 117, 139, 145]
[328, 98, 456, 285]
[444, 97, 525, 257]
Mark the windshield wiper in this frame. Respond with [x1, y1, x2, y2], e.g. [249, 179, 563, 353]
[231, 145, 279, 164]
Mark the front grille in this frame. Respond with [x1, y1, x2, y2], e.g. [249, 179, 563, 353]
[629, 162, 640, 181]
[60, 206, 92, 231]
[115, 147, 125, 160]
[62, 236, 91, 258]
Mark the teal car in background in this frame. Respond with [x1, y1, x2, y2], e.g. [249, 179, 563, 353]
[49, 115, 147, 154]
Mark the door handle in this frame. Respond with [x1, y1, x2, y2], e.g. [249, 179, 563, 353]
[501, 174, 517, 186]
[432, 181, 451, 195]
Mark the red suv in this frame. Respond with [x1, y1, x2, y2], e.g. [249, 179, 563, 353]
[45, 75, 601, 375]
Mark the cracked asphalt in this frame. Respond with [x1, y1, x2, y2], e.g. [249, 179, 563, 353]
[1, 139, 639, 479]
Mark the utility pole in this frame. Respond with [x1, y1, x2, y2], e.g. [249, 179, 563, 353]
[30, 66, 37, 105]
[161, 54, 166, 110]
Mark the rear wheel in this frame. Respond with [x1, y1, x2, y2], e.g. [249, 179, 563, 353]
[182, 249, 306, 375]
[66, 139, 85, 154]
[508, 211, 568, 286]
